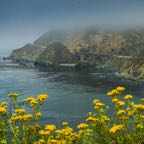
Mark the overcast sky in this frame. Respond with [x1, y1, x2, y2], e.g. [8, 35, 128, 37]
[0, 0, 144, 56]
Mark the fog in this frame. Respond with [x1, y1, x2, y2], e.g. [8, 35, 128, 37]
[0, 0, 144, 56]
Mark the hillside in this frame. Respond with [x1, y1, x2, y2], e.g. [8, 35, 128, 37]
[10, 28, 144, 79]
[37, 42, 73, 66]
[10, 43, 45, 61]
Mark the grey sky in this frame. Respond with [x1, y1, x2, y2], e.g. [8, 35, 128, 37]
[0, 0, 144, 55]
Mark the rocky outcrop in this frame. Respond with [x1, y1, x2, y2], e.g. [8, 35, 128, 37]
[10, 43, 45, 61]
[9, 28, 144, 79]
[123, 51, 144, 79]
[37, 42, 74, 66]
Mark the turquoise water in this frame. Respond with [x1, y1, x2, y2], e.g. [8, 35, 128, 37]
[0, 60, 144, 126]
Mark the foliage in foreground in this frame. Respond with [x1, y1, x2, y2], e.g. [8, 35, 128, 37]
[0, 87, 144, 144]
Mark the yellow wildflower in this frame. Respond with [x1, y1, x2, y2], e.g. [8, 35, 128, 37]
[110, 125, 124, 134]
[15, 109, 25, 114]
[25, 97, 36, 102]
[128, 110, 135, 117]
[86, 116, 98, 123]
[26, 97, 38, 108]
[112, 98, 119, 104]
[93, 100, 105, 109]
[116, 86, 125, 92]
[8, 93, 19, 99]
[39, 130, 50, 136]
[0, 106, 6, 114]
[45, 124, 56, 132]
[1, 102, 8, 108]
[117, 110, 125, 115]
[38, 139, 45, 144]
[124, 95, 133, 100]
[107, 89, 119, 97]
[77, 123, 88, 129]
[38, 94, 48, 102]
[22, 114, 32, 121]
[35, 112, 41, 118]
[56, 127, 73, 137]
[133, 104, 144, 110]
[116, 101, 125, 106]
[100, 115, 110, 122]
[92, 99, 100, 105]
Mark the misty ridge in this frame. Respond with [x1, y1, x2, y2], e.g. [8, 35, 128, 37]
[1, 0, 144, 82]
[9, 26, 144, 81]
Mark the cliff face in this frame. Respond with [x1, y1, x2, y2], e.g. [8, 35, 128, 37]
[11, 29, 144, 60]
[10, 28, 144, 79]
[34, 29, 125, 54]
[37, 42, 73, 66]
[10, 44, 45, 61]
[123, 51, 144, 78]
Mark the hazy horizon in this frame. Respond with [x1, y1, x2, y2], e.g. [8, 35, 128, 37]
[1, 0, 144, 56]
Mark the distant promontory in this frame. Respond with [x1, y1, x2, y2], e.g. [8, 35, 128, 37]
[10, 28, 144, 80]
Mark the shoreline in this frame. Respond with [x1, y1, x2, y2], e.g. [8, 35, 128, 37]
[8, 59, 144, 85]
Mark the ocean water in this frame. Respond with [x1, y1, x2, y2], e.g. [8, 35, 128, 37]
[0, 60, 144, 127]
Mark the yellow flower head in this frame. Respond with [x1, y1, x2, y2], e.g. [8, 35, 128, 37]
[112, 98, 119, 104]
[38, 94, 48, 102]
[116, 86, 125, 92]
[110, 125, 124, 134]
[35, 112, 41, 118]
[107, 89, 119, 97]
[77, 123, 88, 129]
[133, 104, 144, 110]
[38, 139, 45, 144]
[8, 93, 19, 99]
[95, 102, 105, 107]
[15, 109, 25, 115]
[86, 116, 98, 122]
[26, 97, 38, 108]
[128, 110, 135, 117]
[39, 130, 50, 136]
[92, 99, 100, 105]
[116, 101, 125, 107]
[1, 102, 8, 108]
[117, 110, 125, 115]
[0, 106, 6, 114]
[21, 114, 33, 121]
[45, 124, 56, 132]
[100, 115, 110, 122]
[124, 95, 133, 100]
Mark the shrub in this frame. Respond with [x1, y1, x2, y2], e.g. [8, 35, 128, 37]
[0, 87, 144, 144]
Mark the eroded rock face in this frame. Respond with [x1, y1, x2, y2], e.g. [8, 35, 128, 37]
[37, 42, 74, 66]
[9, 28, 144, 79]
[10, 44, 45, 61]
[125, 51, 144, 78]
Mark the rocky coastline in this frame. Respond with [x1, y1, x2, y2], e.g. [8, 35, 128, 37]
[9, 28, 144, 82]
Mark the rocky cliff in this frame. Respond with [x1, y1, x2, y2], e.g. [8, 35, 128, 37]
[10, 43, 45, 61]
[37, 42, 74, 66]
[10, 28, 144, 79]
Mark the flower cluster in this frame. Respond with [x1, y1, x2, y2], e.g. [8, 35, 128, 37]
[0, 87, 144, 144]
